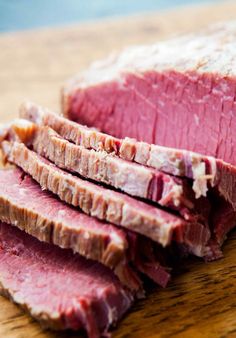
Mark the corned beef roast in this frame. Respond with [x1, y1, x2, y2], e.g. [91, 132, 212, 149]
[62, 22, 236, 167]
[2, 21, 236, 337]
[0, 222, 133, 338]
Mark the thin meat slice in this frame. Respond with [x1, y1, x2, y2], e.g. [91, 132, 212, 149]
[0, 168, 144, 291]
[20, 101, 122, 154]
[119, 140, 236, 212]
[32, 130, 235, 262]
[1, 141, 182, 240]
[0, 166, 171, 289]
[6, 110, 231, 259]
[20, 102, 236, 210]
[13, 122, 199, 216]
[0, 145, 210, 259]
[0, 222, 133, 338]
[62, 22, 236, 167]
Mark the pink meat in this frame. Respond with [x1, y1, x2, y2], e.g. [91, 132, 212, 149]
[15, 103, 236, 260]
[19, 102, 236, 230]
[2, 143, 172, 288]
[0, 168, 147, 291]
[0, 222, 133, 338]
[19, 102, 236, 213]
[20, 101, 209, 218]
[62, 22, 236, 166]
[1, 145, 210, 259]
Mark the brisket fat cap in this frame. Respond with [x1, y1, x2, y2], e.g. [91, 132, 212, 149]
[0, 222, 133, 338]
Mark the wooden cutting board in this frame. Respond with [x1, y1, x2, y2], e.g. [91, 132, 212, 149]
[1, 1, 236, 337]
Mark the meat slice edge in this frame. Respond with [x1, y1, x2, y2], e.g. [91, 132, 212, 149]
[20, 101, 236, 211]
[2, 114, 231, 261]
[0, 167, 144, 292]
[18, 105, 199, 215]
[1, 137, 211, 258]
[2, 140, 205, 246]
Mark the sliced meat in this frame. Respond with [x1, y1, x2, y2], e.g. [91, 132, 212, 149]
[0, 222, 133, 338]
[20, 102, 236, 211]
[20, 101, 122, 154]
[5, 109, 232, 260]
[0, 168, 145, 291]
[119, 140, 236, 213]
[13, 121, 198, 216]
[2, 139, 206, 239]
[1, 144, 211, 259]
[0, 166, 172, 289]
[62, 22, 236, 167]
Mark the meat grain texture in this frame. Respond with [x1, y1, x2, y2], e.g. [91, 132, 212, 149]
[2, 129, 211, 258]
[0, 167, 176, 292]
[0, 222, 133, 338]
[16, 103, 236, 259]
[20, 102, 236, 211]
[1, 21, 236, 338]
[63, 22, 236, 167]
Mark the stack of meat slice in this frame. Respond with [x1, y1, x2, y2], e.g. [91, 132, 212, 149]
[0, 96, 235, 337]
[1, 22, 236, 337]
[19, 102, 236, 253]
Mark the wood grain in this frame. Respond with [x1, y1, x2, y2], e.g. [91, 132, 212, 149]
[1, 1, 236, 337]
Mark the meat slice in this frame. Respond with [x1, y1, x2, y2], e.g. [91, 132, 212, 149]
[0, 222, 133, 338]
[0, 168, 147, 291]
[20, 101, 122, 154]
[62, 22, 236, 168]
[20, 102, 236, 210]
[0, 166, 172, 289]
[13, 121, 198, 216]
[1, 144, 210, 257]
[6, 108, 234, 259]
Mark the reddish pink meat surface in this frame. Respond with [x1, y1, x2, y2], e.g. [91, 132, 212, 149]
[63, 23, 236, 166]
[0, 222, 133, 338]
[66, 71, 236, 166]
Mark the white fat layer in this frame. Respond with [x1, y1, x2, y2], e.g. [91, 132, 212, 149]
[12, 118, 34, 129]
[189, 244, 204, 257]
[148, 145, 183, 175]
[19, 188, 28, 196]
[192, 161, 208, 198]
[108, 157, 151, 197]
[110, 232, 125, 248]
[158, 222, 175, 247]
[68, 21, 236, 90]
[57, 209, 66, 217]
